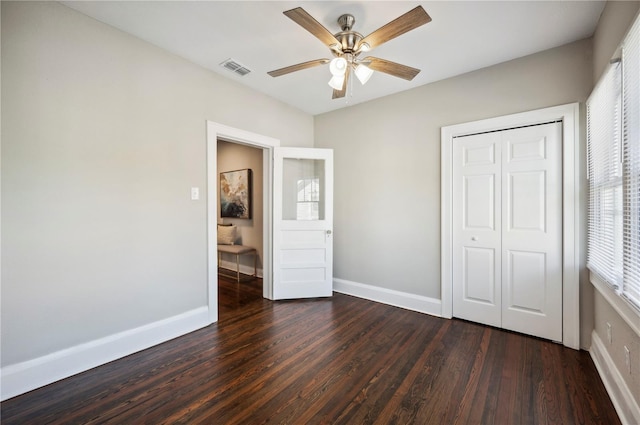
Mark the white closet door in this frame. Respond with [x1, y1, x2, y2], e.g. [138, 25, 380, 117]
[452, 122, 563, 342]
[501, 123, 562, 342]
[453, 132, 502, 327]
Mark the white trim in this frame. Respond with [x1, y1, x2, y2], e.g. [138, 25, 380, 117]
[563, 103, 581, 349]
[1, 307, 209, 402]
[441, 103, 581, 349]
[590, 331, 640, 425]
[591, 273, 640, 337]
[441, 124, 454, 319]
[206, 121, 280, 317]
[333, 278, 442, 317]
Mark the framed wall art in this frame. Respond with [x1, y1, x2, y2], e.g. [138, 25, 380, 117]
[220, 168, 252, 219]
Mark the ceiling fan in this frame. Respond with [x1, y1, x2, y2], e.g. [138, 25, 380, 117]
[268, 6, 432, 99]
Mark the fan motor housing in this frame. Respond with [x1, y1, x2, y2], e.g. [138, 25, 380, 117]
[334, 30, 364, 54]
[334, 14, 365, 55]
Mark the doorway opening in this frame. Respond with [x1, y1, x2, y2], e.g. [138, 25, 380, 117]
[217, 140, 265, 317]
[206, 121, 280, 324]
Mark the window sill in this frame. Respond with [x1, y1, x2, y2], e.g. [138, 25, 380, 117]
[590, 271, 640, 338]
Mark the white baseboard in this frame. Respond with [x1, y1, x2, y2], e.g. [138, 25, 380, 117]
[333, 278, 442, 317]
[1, 306, 210, 401]
[219, 260, 263, 278]
[590, 331, 640, 425]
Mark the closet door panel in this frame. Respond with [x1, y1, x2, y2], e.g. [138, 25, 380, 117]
[453, 133, 502, 327]
[501, 123, 563, 342]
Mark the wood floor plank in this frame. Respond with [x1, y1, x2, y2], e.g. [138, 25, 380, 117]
[373, 318, 454, 424]
[1, 276, 622, 424]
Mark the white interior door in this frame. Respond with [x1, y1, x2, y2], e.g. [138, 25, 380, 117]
[501, 123, 562, 341]
[273, 147, 333, 299]
[453, 122, 563, 341]
[453, 132, 502, 327]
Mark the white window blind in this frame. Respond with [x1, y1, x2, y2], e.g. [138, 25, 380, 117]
[587, 62, 623, 288]
[622, 16, 640, 309]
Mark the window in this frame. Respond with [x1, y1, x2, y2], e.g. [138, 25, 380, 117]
[622, 16, 640, 308]
[587, 62, 622, 287]
[296, 177, 320, 220]
[282, 158, 325, 221]
[587, 14, 640, 311]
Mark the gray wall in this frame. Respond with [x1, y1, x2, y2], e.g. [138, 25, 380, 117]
[593, 1, 640, 82]
[1, 1, 313, 367]
[217, 140, 264, 272]
[590, 0, 640, 408]
[315, 38, 592, 300]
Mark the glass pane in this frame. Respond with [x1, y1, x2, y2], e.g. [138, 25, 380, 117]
[282, 158, 325, 220]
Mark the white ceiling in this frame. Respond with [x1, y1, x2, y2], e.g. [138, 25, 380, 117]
[61, 1, 605, 116]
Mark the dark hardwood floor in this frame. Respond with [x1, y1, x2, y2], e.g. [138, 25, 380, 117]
[2, 275, 620, 424]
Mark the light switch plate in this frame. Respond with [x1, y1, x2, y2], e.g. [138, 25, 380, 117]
[191, 187, 199, 200]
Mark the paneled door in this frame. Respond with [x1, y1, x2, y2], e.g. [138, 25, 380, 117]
[453, 122, 562, 342]
[273, 147, 333, 299]
[452, 132, 503, 328]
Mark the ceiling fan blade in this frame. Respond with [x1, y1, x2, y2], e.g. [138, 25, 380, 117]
[332, 68, 349, 99]
[284, 7, 341, 48]
[364, 57, 421, 81]
[268, 59, 330, 77]
[361, 6, 431, 50]
[332, 86, 346, 99]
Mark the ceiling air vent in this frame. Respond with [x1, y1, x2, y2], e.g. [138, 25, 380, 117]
[220, 58, 251, 76]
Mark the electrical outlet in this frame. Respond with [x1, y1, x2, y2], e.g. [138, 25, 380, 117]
[606, 322, 612, 344]
[624, 346, 631, 374]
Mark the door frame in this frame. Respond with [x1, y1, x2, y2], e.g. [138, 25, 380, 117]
[440, 103, 580, 349]
[206, 121, 280, 324]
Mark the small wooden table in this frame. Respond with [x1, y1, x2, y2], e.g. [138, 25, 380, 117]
[217, 245, 257, 283]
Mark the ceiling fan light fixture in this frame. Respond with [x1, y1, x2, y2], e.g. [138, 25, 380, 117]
[270, 6, 431, 100]
[329, 57, 348, 76]
[354, 64, 373, 85]
[328, 74, 345, 90]
[329, 43, 342, 53]
[358, 42, 371, 53]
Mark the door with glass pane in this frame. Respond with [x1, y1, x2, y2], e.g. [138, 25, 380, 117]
[273, 147, 333, 299]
